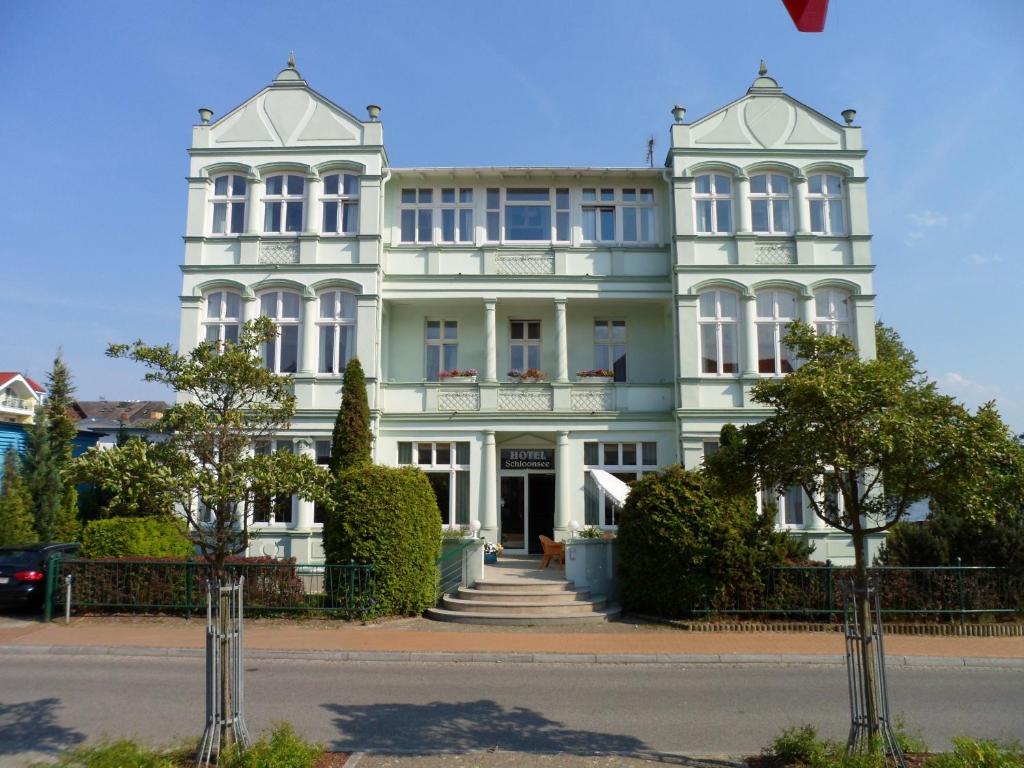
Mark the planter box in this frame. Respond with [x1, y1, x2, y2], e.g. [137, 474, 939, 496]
[440, 376, 477, 384]
[576, 376, 614, 384]
[484, 552, 498, 564]
[508, 378, 547, 384]
[565, 538, 618, 600]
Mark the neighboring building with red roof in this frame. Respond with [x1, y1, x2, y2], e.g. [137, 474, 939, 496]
[0, 372, 45, 426]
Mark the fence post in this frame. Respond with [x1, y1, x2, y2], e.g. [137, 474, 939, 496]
[43, 554, 61, 622]
[826, 560, 834, 622]
[956, 556, 965, 627]
[185, 557, 195, 620]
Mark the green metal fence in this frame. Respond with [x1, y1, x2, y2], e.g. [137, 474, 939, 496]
[45, 556, 376, 620]
[701, 563, 1024, 623]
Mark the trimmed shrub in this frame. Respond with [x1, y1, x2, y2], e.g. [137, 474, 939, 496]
[617, 466, 796, 618]
[323, 464, 441, 616]
[81, 516, 194, 558]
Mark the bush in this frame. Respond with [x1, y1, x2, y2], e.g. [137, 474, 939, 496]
[81, 516, 193, 558]
[220, 723, 323, 768]
[926, 738, 1024, 768]
[766, 725, 832, 765]
[617, 466, 796, 618]
[33, 738, 184, 768]
[323, 464, 441, 616]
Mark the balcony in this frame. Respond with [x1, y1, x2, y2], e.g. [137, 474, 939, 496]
[0, 395, 32, 411]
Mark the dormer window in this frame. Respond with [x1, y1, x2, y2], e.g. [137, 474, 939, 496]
[211, 175, 247, 234]
[263, 174, 305, 234]
[322, 173, 360, 235]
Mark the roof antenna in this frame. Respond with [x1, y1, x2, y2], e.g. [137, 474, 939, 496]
[645, 136, 656, 168]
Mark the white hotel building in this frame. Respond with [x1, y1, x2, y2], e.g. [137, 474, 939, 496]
[178, 59, 877, 566]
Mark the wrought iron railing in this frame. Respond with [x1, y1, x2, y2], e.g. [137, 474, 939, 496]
[45, 557, 375, 620]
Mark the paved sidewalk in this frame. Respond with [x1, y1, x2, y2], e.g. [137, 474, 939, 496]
[344, 753, 744, 767]
[1, 615, 1022, 665]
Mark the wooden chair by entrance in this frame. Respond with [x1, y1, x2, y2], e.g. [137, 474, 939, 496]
[538, 535, 564, 569]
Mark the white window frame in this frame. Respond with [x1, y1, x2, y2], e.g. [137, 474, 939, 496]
[203, 291, 242, 346]
[210, 174, 247, 235]
[405, 441, 470, 529]
[425, 319, 459, 381]
[584, 441, 658, 528]
[697, 290, 740, 376]
[263, 174, 305, 234]
[259, 291, 301, 374]
[592, 319, 627, 382]
[250, 439, 295, 527]
[620, 187, 656, 243]
[807, 173, 846, 235]
[439, 187, 475, 243]
[399, 188, 435, 244]
[317, 291, 357, 375]
[814, 289, 853, 339]
[581, 187, 657, 244]
[581, 187, 617, 243]
[484, 187, 570, 244]
[693, 174, 733, 234]
[321, 173, 360, 235]
[508, 319, 542, 375]
[749, 173, 793, 234]
[755, 290, 799, 376]
[759, 485, 806, 529]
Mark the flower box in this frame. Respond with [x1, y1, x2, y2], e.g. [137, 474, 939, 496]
[440, 376, 477, 384]
[577, 376, 614, 384]
[438, 369, 478, 383]
[507, 368, 547, 384]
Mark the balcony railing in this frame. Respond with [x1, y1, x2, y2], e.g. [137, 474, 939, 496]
[0, 395, 31, 410]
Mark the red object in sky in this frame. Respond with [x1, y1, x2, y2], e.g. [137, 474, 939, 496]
[782, 0, 829, 31]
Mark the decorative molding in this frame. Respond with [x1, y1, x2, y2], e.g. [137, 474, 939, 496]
[754, 241, 796, 265]
[495, 253, 555, 276]
[438, 389, 481, 412]
[498, 386, 554, 412]
[571, 388, 614, 411]
[259, 241, 300, 264]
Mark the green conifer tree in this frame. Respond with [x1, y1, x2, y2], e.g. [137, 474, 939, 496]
[0, 451, 37, 546]
[39, 353, 81, 541]
[24, 413, 61, 541]
[329, 357, 372, 472]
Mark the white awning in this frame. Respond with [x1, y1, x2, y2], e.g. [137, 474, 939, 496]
[590, 469, 631, 507]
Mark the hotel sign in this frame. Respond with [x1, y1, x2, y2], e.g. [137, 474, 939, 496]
[501, 449, 554, 470]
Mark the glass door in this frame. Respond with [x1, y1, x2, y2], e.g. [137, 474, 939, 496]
[500, 475, 526, 552]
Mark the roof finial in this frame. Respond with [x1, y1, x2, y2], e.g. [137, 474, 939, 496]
[287, 51, 296, 69]
[759, 59, 767, 76]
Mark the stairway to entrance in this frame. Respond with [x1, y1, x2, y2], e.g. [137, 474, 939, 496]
[427, 555, 621, 625]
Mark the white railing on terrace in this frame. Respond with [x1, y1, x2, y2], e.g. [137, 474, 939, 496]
[0, 395, 31, 410]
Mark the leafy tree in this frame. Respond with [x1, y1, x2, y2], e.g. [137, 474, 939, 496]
[707, 322, 985, 743]
[72, 437, 178, 518]
[329, 356, 372, 472]
[0, 451, 37, 546]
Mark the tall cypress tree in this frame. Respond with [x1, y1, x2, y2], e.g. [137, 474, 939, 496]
[0, 451, 37, 546]
[329, 357, 372, 472]
[24, 413, 61, 541]
[44, 353, 77, 463]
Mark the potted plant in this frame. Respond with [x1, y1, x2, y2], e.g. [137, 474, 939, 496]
[439, 368, 478, 383]
[484, 541, 503, 564]
[576, 368, 614, 383]
[507, 368, 547, 383]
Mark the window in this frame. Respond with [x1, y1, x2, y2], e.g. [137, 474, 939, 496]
[400, 188, 433, 243]
[397, 441, 470, 527]
[260, 291, 301, 373]
[440, 188, 474, 243]
[509, 320, 541, 373]
[251, 440, 294, 524]
[263, 174, 305, 233]
[583, 441, 657, 527]
[318, 291, 356, 374]
[204, 291, 241, 346]
[313, 441, 332, 523]
[694, 174, 733, 234]
[807, 174, 845, 235]
[322, 173, 360, 235]
[582, 188, 656, 243]
[756, 290, 798, 375]
[750, 173, 792, 234]
[582, 188, 616, 242]
[761, 485, 805, 527]
[621, 188, 656, 242]
[814, 289, 852, 339]
[484, 188, 569, 243]
[593, 320, 627, 381]
[211, 175, 247, 234]
[702, 441, 720, 460]
[426, 320, 458, 381]
[698, 290, 739, 375]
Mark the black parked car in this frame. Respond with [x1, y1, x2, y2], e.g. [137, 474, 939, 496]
[0, 543, 80, 611]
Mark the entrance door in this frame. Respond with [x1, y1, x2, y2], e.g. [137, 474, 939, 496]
[500, 476, 525, 551]
[527, 474, 555, 554]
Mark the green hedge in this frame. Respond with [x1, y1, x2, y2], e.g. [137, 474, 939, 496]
[323, 465, 441, 616]
[81, 516, 194, 559]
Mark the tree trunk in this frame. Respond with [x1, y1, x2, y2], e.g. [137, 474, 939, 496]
[851, 514, 881, 749]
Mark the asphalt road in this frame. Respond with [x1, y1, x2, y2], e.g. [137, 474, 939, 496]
[1, 655, 1021, 766]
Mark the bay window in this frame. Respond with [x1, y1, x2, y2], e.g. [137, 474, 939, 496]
[210, 174, 247, 234]
[260, 291, 301, 373]
[698, 290, 739, 375]
[318, 291, 357, 374]
[750, 173, 792, 234]
[321, 173, 360, 234]
[756, 290, 798, 375]
[263, 174, 305, 233]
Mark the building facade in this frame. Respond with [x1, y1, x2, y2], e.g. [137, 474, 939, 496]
[177, 59, 878, 565]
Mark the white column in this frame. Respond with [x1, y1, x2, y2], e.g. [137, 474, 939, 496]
[799, 293, 815, 326]
[482, 431, 498, 541]
[741, 294, 759, 376]
[242, 294, 258, 326]
[245, 177, 263, 234]
[555, 431, 571, 537]
[852, 294, 877, 361]
[179, 297, 202, 354]
[303, 172, 322, 234]
[554, 298, 568, 382]
[794, 176, 810, 234]
[483, 298, 497, 382]
[736, 175, 752, 233]
[295, 438, 316, 531]
[300, 295, 317, 374]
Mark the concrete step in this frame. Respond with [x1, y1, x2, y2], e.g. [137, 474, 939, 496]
[441, 595, 607, 615]
[456, 586, 593, 603]
[473, 579, 576, 593]
[425, 604, 622, 626]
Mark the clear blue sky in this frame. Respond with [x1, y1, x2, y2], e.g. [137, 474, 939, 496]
[1, 1, 1021, 429]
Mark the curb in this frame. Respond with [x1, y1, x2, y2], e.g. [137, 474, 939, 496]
[2, 644, 1024, 668]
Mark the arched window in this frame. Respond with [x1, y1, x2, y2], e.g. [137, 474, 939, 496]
[807, 174, 845, 234]
[210, 175, 247, 234]
[750, 173, 792, 234]
[322, 173, 360, 234]
[694, 174, 733, 234]
[756, 290, 798, 374]
[203, 291, 241, 345]
[697, 290, 739, 375]
[263, 174, 305, 233]
[318, 291, 357, 374]
[814, 289, 852, 338]
[259, 291, 301, 373]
